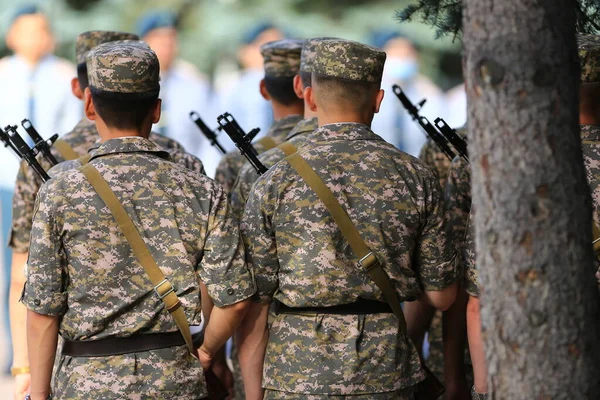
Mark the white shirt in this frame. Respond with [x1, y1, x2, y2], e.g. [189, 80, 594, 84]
[153, 60, 221, 177]
[445, 83, 467, 129]
[0, 54, 82, 189]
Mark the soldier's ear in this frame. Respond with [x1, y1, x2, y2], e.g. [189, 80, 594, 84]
[71, 77, 83, 100]
[305, 86, 317, 112]
[374, 89, 385, 114]
[84, 88, 96, 121]
[293, 75, 304, 99]
[259, 79, 270, 101]
[152, 99, 162, 124]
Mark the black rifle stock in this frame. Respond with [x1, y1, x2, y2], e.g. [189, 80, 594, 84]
[216, 112, 267, 175]
[189, 111, 226, 155]
[3, 125, 50, 182]
[21, 119, 59, 166]
[391, 84, 456, 161]
[433, 118, 469, 163]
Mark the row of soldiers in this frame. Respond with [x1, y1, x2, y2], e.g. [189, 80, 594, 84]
[6, 23, 600, 400]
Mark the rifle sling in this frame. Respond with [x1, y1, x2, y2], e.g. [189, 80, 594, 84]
[54, 139, 79, 161]
[284, 152, 406, 331]
[256, 137, 277, 151]
[77, 160, 195, 354]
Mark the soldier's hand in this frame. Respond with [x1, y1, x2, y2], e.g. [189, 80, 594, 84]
[198, 345, 213, 370]
[13, 373, 31, 400]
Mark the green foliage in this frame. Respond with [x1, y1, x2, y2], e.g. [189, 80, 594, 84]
[397, 0, 600, 38]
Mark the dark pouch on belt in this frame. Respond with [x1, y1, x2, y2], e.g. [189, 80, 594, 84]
[192, 328, 229, 400]
[414, 364, 445, 400]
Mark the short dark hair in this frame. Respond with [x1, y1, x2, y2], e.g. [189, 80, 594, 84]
[77, 63, 89, 91]
[90, 87, 159, 130]
[299, 71, 311, 88]
[264, 75, 302, 106]
[312, 73, 380, 112]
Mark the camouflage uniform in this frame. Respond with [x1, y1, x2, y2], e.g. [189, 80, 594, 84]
[579, 35, 600, 286]
[9, 31, 200, 254]
[214, 39, 303, 196]
[446, 155, 475, 296]
[241, 39, 456, 399]
[22, 41, 255, 400]
[231, 117, 318, 219]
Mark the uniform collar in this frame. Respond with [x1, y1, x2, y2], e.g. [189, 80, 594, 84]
[266, 114, 303, 142]
[581, 124, 600, 141]
[286, 117, 318, 141]
[89, 137, 171, 161]
[308, 122, 382, 143]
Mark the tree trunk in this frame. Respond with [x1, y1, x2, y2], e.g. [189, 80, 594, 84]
[462, 0, 600, 398]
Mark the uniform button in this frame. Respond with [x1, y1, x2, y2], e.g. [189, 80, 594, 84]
[34, 299, 41, 306]
[227, 288, 234, 295]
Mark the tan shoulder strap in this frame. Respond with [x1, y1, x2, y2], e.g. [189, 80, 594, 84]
[78, 161, 194, 353]
[277, 141, 297, 156]
[256, 137, 277, 151]
[54, 139, 79, 161]
[285, 152, 406, 331]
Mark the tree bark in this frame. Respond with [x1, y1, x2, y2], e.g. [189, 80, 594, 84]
[462, 0, 600, 398]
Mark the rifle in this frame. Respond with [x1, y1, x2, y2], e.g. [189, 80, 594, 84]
[433, 118, 469, 163]
[216, 112, 267, 175]
[2, 125, 50, 182]
[21, 119, 60, 166]
[392, 84, 456, 161]
[189, 111, 226, 155]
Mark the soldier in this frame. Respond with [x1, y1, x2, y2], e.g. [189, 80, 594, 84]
[238, 38, 458, 399]
[23, 41, 255, 400]
[578, 34, 600, 287]
[406, 128, 472, 398]
[215, 39, 304, 196]
[230, 37, 332, 219]
[8, 31, 206, 400]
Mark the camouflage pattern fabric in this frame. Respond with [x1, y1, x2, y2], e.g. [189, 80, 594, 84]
[312, 39, 386, 83]
[87, 41, 159, 94]
[418, 139, 454, 190]
[471, 387, 489, 400]
[261, 39, 303, 78]
[417, 126, 467, 380]
[241, 122, 456, 395]
[301, 37, 336, 73]
[215, 114, 303, 197]
[22, 137, 255, 399]
[580, 124, 600, 285]
[264, 387, 416, 399]
[578, 34, 600, 83]
[76, 30, 138, 64]
[230, 117, 318, 219]
[446, 155, 475, 296]
[9, 118, 187, 252]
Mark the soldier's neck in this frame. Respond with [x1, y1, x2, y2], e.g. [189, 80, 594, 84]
[580, 112, 600, 126]
[304, 100, 318, 119]
[96, 121, 151, 142]
[317, 110, 373, 128]
[271, 101, 304, 121]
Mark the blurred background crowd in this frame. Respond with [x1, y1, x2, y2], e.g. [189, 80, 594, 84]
[0, 0, 467, 391]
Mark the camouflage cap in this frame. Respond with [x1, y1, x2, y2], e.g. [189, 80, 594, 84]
[76, 31, 139, 64]
[261, 39, 303, 78]
[301, 37, 336, 73]
[579, 34, 600, 83]
[86, 41, 160, 95]
[312, 39, 386, 83]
